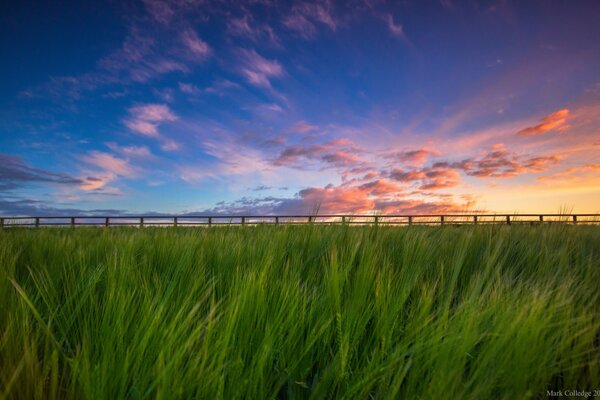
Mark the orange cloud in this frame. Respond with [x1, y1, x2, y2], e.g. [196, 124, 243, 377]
[517, 108, 570, 136]
[537, 164, 600, 187]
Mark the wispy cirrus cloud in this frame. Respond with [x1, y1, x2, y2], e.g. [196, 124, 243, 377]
[537, 164, 600, 187]
[383, 13, 408, 41]
[227, 14, 280, 45]
[517, 109, 570, 136]
[180, 28, 212, 59]
[124, 103, 181, 150]
[292, 121, 319, 133]
[237, 49, 285, 89]
[283, 1, 337, 39]
[81, 151, 136, 177]
[106, 142, 153, 158]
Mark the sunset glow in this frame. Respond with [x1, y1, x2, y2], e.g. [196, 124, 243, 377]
[1, 0, 599, 215]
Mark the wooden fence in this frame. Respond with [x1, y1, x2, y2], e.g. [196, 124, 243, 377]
[1, 214, 599, 228]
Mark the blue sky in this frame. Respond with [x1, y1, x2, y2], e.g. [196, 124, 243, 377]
[1, 0, 600, 216]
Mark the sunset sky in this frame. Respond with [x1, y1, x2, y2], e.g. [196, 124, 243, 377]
[1, 0, 599, 216]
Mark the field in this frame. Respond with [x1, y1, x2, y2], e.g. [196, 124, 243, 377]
[0, 225, 599, 399]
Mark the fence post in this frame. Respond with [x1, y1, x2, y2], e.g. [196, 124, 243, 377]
[374, 216, 379, 225]
[0, 218, 3, 228]
[308, 216, 313, 223]
[539, 215, 544, 223]
[241, 217, 245, 225]
[573, 215, 577, 225]
[71, 217, 75, 227]
[174, 217, 178, 227]
[440, 215, 444, 225]
[140, 217, 144, 228]
[208, 217, 212, 227]
[275, 216, 279, 224]
[506, 215, 511, 225]
[105, 217, 109, 227]
[35, 217, 40, 228]
[408, 216, 412, 226]
[473, 215, 478, 225]
[342, 216, 346, 224]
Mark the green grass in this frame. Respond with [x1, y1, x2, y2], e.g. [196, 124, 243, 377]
[0, 225, 598, 399]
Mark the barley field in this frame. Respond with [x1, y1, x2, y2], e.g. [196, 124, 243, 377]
[0, 225, 598, 399]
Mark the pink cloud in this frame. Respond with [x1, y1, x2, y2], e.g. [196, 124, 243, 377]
[293, 121, 319, 133]
[283, 2, 336, 39]
[180, 29, 211, 59]
[80, 175, 114, 191]
[517, 109, 570, 136]
[125, 120, 160, 137]
[178, 82, 200, 94]
[82, 151, 136, 177]
[124, 103, 178, 144]
[160, 139, 181, 151]
[205, 177, 474, 215]
[106, 143, 152, 158]
[237, 49, 284, 88]
[384, 13, 406, 39]
[129, 104, 176, 122]
[228, 14, 280, 45]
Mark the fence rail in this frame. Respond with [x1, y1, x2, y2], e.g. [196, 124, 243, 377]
[1, 214, 599, 228]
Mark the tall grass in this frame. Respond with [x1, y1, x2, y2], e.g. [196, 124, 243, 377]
[0, 225, 598, 399]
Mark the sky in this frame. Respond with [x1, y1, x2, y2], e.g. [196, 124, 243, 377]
[1, 0, 599, 216]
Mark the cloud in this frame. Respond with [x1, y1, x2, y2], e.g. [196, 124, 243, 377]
[384, 13, 406, 39]
[272, 139, 363, 169]
[141, 0, 209, 25]
[292, 121, 319, 133]
[517, 109, 570, 136]
[385, 148, 440, 165]
[227, 14, 280, 45]
[237, 49, 285, 88]
[160, 139, 181, 151]
[0, 196, 128, 217]
[99, 30, 189, 84]
[178, 82, 200, 94]
[180, 28, 212, 59]
[106, 143, 153, 158]
[0, 154, 82, 188]
[321, 151, 361, 167]
[81, 151, 136, 177]
[79, 175, 116, 191]
[283, 2, 337, 39]
[252, 185, 273, 191]
[537, 164, 600, 187]
[389, 164, 461, 190]
[124, 104, 178, 147]
[201, 178, 473, 215]
[433, 144, 561, 178]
